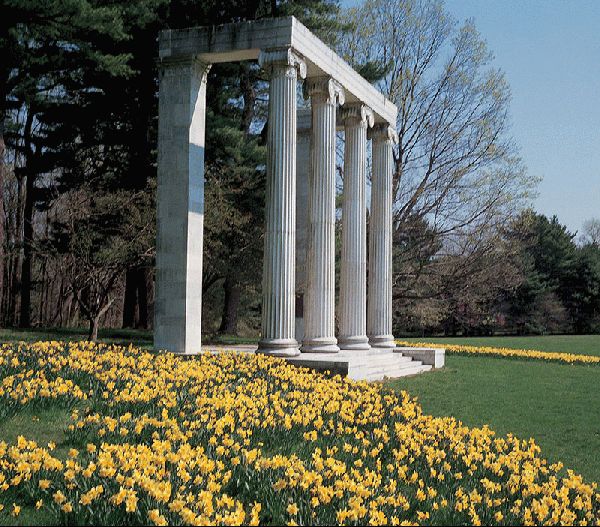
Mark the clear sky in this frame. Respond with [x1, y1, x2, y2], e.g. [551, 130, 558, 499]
[342, 0, 600, 235]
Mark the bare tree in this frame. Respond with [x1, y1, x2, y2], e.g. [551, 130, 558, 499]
[51, 185, 154, 340]
[338, 0, 537, 318]
[581, 218, 600, 246]
[341, 0, 536, 231]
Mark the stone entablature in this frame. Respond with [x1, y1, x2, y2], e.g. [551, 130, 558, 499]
[159, 17, 397, 125]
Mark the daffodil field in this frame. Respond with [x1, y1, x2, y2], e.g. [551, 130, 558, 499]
[0, 342, 598, 526]
[396, 341, 600, 365]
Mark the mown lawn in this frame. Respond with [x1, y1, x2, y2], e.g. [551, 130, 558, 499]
[0, 327, 154, 350]
[386, 354, 600, 483]
[401, 334, 600, 356]
[0, 327, 258, 349]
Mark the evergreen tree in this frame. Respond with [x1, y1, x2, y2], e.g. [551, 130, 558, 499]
[2, 0, 134, 326]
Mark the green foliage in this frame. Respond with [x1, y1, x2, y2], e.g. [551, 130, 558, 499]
[505, 211, 600, 334]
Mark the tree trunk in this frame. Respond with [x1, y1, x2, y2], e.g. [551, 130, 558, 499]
[122, 268, 137, 328]
[19, 169, 34, 327]
[10, 174, 25, 326]
[0, 117, 5, 324]
[18, 110, 34, 328]
[0, 57, 8, 326]
[88, 316, 100, 341]
[136, 267, 149, 329]
[219, 275, 240, 335]
[38, 256, 46, 325]
[123, 267, 150, 329]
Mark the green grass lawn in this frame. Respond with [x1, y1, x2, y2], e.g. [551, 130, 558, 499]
[400, 334, 600, 356]
[386, 354, 600, 483]
[0, 327, 154, 349]
[0, 327, 258, 349]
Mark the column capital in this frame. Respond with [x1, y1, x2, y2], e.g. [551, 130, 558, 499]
[341, 103, 374, 128]
[369, 123, 399, 144]
[259, 47, 307, 79]
[305, 76, 345, 105]
[158, 55, 211, 81]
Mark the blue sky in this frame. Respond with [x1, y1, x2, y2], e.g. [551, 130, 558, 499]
[342, 0, 600, 235]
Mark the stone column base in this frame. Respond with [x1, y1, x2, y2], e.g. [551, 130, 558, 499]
[337, 335, 371, 350]
[368, 335, 396, 348]
[257, 338, 301, 357]
[301, 337, 340, 354]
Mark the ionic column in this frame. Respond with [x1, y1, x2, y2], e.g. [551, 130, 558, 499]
[368, 124, 398, 348]
[294, 116, 310, 343]
[301, 77, 344, 353]
[338, 103, 374, 350]
[257, 48, 306, 357]
[154, 57, 210, 355]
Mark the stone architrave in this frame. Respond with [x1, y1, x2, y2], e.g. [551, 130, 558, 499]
[301, 77, 344, 353]
[256, 48, 306, 357]
[368, 124, 398, 348]
[154, 57, 210, 355]
[338, 103, 374, 351]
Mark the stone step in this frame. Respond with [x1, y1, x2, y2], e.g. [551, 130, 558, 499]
[347, 353, 412, 369]
[361, 363, 432, 382]
[284, 348, 435, 382]
[349, 358, 428, 380]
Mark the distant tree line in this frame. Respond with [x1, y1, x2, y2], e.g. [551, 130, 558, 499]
[393, 211, 600, 336]
[1, 0, 594, 340]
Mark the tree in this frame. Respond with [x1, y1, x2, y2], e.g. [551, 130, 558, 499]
[581, 218, 600, 247]
[391, 214, 524, 336]
[338, 0, 537, 320]
[0, 0, 346, 337]
[2, 0, 134, 327]
[49, 185, 154, 340]
[504, 211, 585, 334]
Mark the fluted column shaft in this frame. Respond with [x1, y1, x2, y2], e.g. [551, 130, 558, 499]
[338, 104, 374, 350]
[301, 77, 344, 353]
[368, 124, 398, 348]
[257, 48, 306, 357]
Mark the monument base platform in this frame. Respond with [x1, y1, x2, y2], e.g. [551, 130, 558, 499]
[200, 345, 440, 382]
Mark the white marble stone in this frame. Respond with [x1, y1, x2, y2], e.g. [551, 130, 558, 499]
[394, 347, 445, 368]
[154, 57, 210, 355]
[200, 344, 432, 381]
[301, 77, 344, 353]
[287, 348, 431, 381]
[154, 18, 416, 366]
[294, 123, 310, 343]
[368, 124, 398, 348]
[338, 103, 374, 351]
[159, 17, 397, 125]
[256, 48, 306, 357]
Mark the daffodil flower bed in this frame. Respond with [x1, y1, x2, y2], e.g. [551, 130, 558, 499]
[0, 342, 598, 526]
[396, 340, 600, 365]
